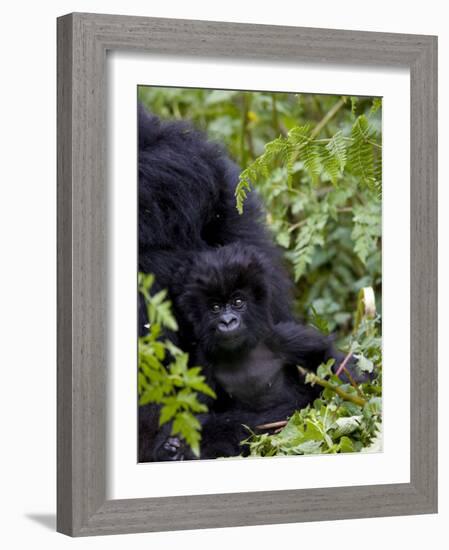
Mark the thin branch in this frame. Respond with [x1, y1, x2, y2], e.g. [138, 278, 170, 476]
[367, 139, 382, 149]
[287, 97, 347, 168]
[335, 350, 353, 377]
[297, 365, 367, 407]
[314, 136, 354, 143]
[340, 367, 365, 398]
[288, 219, 307, 233]
[240, 93, 250, 166]
[256, 420, 288, 430]
[337, 207, 353, 213]
[310, 97, 346, 140]
[271, 94, 288, 137]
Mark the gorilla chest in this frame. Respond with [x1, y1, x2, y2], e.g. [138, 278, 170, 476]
[214, 345, 286, 409]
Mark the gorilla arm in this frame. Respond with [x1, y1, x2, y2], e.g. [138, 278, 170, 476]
[270, 321, 370, 384]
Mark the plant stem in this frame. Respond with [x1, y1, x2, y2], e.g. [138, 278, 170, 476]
[341, 366, 365, 398]
[240, 93, 249, 166]
[256, 420, 288, 430]
[288, 219, 307, 233]
[297, 366, 367, 407]
[271, 94, 281, 136]
[310, 98, 346, 140]
[335, 350, 353, 377]
[367, 139, 382, 149]
[287, 97, 347, 167]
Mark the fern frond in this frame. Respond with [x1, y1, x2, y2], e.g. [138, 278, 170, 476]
[287, 124, 311, 147]
[347, 115, 376, 188]
[373, 152, 383, 198]
[301, 141, 321, 183]
[288, 211, 328, 281]
[351, 202, 381, 264]
[370, 97, 382, 116]
[286, 125, 323, 183]
[236, 135, 289, 213]
[326, 131, 347, 171]
[234, 178, 252, 214]
[322, 131, 347, 184]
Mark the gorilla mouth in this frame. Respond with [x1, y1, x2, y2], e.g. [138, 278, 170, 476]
[215, 324, 246, 349]
[218, 318, 240, 333]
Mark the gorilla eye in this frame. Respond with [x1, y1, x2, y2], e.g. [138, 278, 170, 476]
[233, 298, 244, 308]
[211, 303, 221, 313]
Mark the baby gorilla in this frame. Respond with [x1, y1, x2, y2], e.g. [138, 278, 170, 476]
[154, 243, 362, 461]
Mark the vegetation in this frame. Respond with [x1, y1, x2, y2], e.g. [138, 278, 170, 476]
[138, 87, 382, 456]
[243, 291, 382, 456]
[138, 273, 216, 457]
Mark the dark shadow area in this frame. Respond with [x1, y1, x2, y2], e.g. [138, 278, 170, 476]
[25, 514, 56, 531]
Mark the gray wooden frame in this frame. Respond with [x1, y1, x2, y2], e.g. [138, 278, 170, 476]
[57, 12, 438, 537]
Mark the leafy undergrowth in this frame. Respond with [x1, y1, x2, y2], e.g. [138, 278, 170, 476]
[242, 292, 382, 458]
[138, 273, 216, 457]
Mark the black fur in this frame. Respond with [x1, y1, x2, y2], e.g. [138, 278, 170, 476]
[145, 245, 363, 461]
[138, 104, 293, 340]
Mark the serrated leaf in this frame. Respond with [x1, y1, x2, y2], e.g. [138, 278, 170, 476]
[172, 412, 202, 457]
[351, 201, 381, 264]
[347, 115, 378, 190]
[323, 131, 347, 184]
[159, 402, 179, 425]
[288, 211, 328, 281]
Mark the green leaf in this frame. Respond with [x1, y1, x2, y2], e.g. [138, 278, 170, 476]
[159, 402, 179, 425]
[292, 440, 322, 454]
[351, 201, 381, 264]
[276, 231, 291, 248]
[186, 376, 217, 399]
[332, 416, 362, 438]
[139, 386, 165, 406]
[301, 141, 321, 182]
[172, 412, 202, 457]
[370, 97, 382, 116]
[316, 358, 335, 379]
[309, 306, 330, 335]
[176, 389, 208, 413]
[347, 115, 379, 191]
[339, 436, 355, 453]
[151, 289, 168, 306]
[138, 271, 216, 457]
[356, 355, 374, 373]
[288, 210, 328, 281]
[235, 178, 252, 214]
[323, 131, 347, 184]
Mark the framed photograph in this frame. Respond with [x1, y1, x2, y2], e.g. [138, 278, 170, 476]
[57, 13, 437, 536]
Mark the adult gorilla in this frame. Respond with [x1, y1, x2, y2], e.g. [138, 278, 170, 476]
[138, 104, 295, 462]
[138, 104, 293, 341]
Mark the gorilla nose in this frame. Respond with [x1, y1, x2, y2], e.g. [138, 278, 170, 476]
[218, 313, 240, 332]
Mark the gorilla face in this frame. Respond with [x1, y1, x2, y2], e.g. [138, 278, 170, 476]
[207, 294, 249, 351]
[213, 296, 246, 333]
[178, 244, 272, 356]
